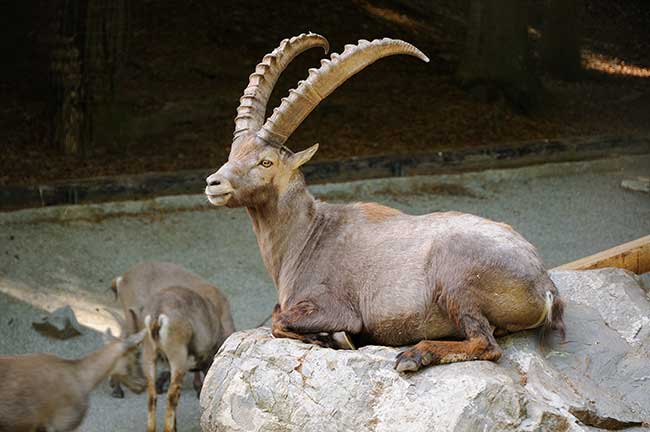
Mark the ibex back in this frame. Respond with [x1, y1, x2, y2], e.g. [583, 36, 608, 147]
[205, 33, 565, 372]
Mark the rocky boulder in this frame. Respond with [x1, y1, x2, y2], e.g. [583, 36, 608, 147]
[200, 269, 650, 431]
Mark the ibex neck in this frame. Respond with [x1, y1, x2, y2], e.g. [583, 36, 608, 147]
[246, 183, 316, 286]
[76, 341, 125, 393]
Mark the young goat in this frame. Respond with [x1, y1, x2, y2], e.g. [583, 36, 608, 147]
[205, 33, 565, 373]
[108, 261, 235, 400]
[0, 329, 145, 432]
[142, 286, 231, 432]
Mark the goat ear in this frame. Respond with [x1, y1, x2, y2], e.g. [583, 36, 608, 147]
[289, 143, 319, 170]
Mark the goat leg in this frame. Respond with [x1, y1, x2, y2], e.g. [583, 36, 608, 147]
[163, 371, 183, 432]
[143, 341, 158, 432]
[271, 304, 335, 347]
[271, 302, 361, 348]
[394, 338, 502, 372]
[163, 345, 189, 432]
[395, 294, 502, 372]
[192, 371, 203, 398]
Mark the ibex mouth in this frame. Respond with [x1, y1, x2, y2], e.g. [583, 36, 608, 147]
[205, 186, 232, 206]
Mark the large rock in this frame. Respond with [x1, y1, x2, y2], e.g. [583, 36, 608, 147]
[200, 269, 650, 432]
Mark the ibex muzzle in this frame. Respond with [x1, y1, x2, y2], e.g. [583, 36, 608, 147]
[205, 169, 234, 207]
[206, 33, 565, 372]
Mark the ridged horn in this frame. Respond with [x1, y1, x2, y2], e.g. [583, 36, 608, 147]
[233, 32, 330, 141]
[257, 38, 429, 146]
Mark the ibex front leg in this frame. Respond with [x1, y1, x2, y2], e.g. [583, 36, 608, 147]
[271, 300, 361, 348]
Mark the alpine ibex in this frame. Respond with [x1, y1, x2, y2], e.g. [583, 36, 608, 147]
[205, 33, 565, 372]
[108, 261, 235, 399]
[0, 329, 146, 432]
[109, 262, 234, 432]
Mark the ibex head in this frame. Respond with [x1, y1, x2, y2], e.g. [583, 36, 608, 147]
[104, 323, 147, 393]
[206, 33, 428, 207]
[205, 134, 319, 207]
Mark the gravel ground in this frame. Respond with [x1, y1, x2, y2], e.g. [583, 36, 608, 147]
[0, 155, 648, 431]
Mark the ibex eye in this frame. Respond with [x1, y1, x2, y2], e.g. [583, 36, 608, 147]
[260, 160, 273, 168]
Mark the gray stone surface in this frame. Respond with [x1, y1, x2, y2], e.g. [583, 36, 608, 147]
[621, 177, 650, 194]
[200, 269, 650, 432]
[32, 305, 84, 339]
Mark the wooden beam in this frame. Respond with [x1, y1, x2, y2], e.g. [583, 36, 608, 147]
[553, 235, 650, 274]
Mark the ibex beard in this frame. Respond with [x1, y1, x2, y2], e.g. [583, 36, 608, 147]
[206, 33, 565, 372]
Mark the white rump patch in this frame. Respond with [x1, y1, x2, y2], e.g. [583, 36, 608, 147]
[158, 314, 170, 343]
[144, 314, 153, 339]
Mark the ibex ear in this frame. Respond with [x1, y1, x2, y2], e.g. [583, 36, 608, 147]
[289, 143, 319, 170]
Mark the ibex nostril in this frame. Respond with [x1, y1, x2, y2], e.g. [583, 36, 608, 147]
[208, 180, 221, 187]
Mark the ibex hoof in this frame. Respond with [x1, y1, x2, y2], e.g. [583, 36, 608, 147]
[111, 385, 125, 399]
[394, 347, 432, 372]
[303, 333, 338, 349]
[394, 354, 420, 372]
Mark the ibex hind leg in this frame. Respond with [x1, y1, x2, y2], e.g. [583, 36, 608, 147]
[163, 345, 189, 432]
[142, 341, 158, 432]
[395, 295, 502, 372]
[193, 370, 204, 398]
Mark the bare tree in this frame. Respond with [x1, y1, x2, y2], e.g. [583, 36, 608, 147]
[457, 0, 538, 111]
[541, 0, 582, 80]
[50, 0, 130, 156]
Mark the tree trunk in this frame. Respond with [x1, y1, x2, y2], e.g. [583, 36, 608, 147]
[541, 0, 582, 81]
[50, 0, 130, 157]
[50, 0, 83, 156]
[457, 0, 538, 112]
[50, 36, 83, 156]
[82, 0, 131, 155]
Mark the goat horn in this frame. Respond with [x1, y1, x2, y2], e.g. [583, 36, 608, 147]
[257, 38, 429, 147]
[104, 308, 126, 336]
[233, 32, 330, 141]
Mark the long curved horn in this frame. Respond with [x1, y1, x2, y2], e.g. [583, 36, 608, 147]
[234, 32, 330, 141]
[257, 38, 429, 147]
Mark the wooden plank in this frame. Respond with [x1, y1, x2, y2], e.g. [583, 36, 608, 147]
[553, 235, 650, 274]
